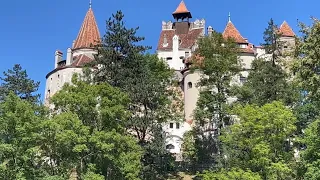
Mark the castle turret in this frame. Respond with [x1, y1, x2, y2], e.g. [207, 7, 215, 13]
[172, 1, 192, 35]
[279, 21, 295, 52]
[45, 2, 101, 105]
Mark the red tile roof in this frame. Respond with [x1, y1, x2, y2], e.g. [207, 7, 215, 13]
[223, 21, 247, 43]
[72, 54, 93, 66]
[73, 8, 101, 50]
[46, 54, 94, 79]
[173, 1, 190, 14]
[279, 21, 295, 37]
[157, 28, 203, 51]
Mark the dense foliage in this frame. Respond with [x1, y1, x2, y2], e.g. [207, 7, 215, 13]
[3, 10, 320, 180]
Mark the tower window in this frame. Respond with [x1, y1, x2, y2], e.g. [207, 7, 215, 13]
[240, 76, 247, 83]
[58, 74, 60, 78]
[166, 144, 175, 150]
[188, 82, 193, 89]
[169, 123, 174, 128]
[176, 123, 180, 129]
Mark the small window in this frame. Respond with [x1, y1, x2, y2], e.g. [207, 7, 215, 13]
[166, 144, 175, 150]
[185, 51, 190, 58]
[176, 123, 180, 129]
[284, 46, 288, 49]
[58, 74, 60, 78]
[169, 123, 174, 128]
[240, 76, 247, 83]
[166, 57, 172, 61]
[187, 82, 193, 89]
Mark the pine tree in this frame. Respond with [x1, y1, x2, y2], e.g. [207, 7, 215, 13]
[90, 11, 183, 179]
[261, 18, 283, 64]
[92, 10, 150, 88]
[0, 64, 40, 103]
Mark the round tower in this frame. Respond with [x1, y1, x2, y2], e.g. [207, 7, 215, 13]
[44, 3, 101, 105]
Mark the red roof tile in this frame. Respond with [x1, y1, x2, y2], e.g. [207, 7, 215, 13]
[73, 8, 101, 50]
[157, 28, 203, 51]
[173, 1, 190, 14]
[223, 21, 247, 43]
[72, 54, 93, 66]
[279, 21, 295, 37]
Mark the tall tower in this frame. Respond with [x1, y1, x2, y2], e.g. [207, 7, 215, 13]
[279, 21, 295, 52]
[44, 3, 100, 105]
[157, 0, 205, 158]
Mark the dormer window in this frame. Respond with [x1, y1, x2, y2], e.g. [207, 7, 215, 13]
[239, 44, 247, 48]
[163, 34, 168, 47]
[185, 51, 190, 57]
[240, 76, 247, 83]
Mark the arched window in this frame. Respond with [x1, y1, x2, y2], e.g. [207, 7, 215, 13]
[187, 82, 192, 89]
[166, 144, 175, 150]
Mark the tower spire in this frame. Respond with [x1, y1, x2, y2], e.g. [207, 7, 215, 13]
[73, 4, 101, 50]
[228, 12, 231, 22]
[89, 0, 92, 8]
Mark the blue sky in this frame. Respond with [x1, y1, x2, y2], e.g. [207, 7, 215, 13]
[0, 0, 316, 100]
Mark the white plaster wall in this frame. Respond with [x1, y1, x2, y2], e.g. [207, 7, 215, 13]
[72, 48, 97, 57]
[44, 67, 83, 104]
[184, 71, 201, 121]
[239, 54, 255, 70]
[157, 50, 190, 70]
[163, 121, 192, 154]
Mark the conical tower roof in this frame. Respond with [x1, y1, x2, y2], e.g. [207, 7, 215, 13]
[279, 21, 295, 37]
[172, 1, 192, 19]
[173, 1, 190, 14]
[73, 6, 101, 50]
[222, 21, 247, 43]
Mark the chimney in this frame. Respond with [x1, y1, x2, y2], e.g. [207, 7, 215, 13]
[72, 40, 76, 49]
[66, 48, 72, 65]
[207, 26, 213, 36]
[55, 50, 63, 68]
[172, 35, 179, 51]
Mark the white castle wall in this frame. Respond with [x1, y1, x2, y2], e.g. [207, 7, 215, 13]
[44, 67, 83, 104]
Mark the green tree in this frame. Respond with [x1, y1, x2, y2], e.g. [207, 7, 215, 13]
[300, 119, 320, 179]
[0, 64, 40, 103]
[0, 93, 44, 179]
[198, 168, 262, 180]
[261, 18, 283, 64]
[232, 58, 297, 106]
[90, 11, 183, 179]
[185, 30, 241, 167]
[291, 18, 320, 137]
[232, 19, 297, 106]
[221, 101, 297, 179]
[49, 76, 143, 179]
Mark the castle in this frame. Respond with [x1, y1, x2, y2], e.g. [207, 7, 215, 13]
[44, 1, 296, 157]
